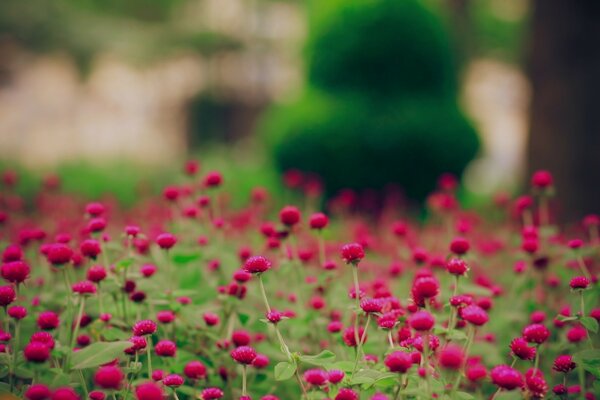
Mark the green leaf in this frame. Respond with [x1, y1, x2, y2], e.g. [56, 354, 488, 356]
[447, 329, 468, 341]
[572, 349, 600, 378]
[237, 313, 250, 326]
[299, 350, 336, 366]
[70, 341, 131, 370]
[329, 361, 354, 372]
[274, 361, 297, 381]
[115, 257, 134, 271]
[557, 315, 578, 322]
[101, 327, 129, 341]
[172, 252, 201, 265]
[580, 317, 599, 333]
[455, 392, 475, 400]
[14, 367, 33, 379]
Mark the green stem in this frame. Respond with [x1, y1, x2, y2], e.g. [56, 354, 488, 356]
[79, 369, 89, 398]
[452, 325, 475, 392]
[317, 232, 326, 267]
[351, 313, 371, 378]
[147, 337, 154, 378]
[423, 332, 431, 398]
[352, 266, 361, 346]
[258, 275, 272, 314]
[242, 364, 247, 395]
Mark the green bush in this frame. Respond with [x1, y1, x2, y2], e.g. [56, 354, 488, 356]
[262, 0, 480, 202]
[263, 90, 479, 200]
[307, 0, 457, 99]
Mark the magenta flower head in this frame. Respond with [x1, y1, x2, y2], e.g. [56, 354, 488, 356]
[37, 311, 59, 330]
[163, 374, 184, 387]
[1, 260, 30, 284]
[243, 255, 271, 274]
[0, 285, 15, 307]
[24, 341, 50, 363]
[80, 239, 101, 259]
[87, 217, 107, 233]
[384, 351, 412, 373]
[87, 265, 107, 283]
[531, 170, 553, 189]
[2, 244, 23, 263]
[525, 368, 548, 398]
[553, 355, 576, 373]
[460, 305, 489, 326]
[449, 237, 470, 255]
[409, 310, 435, 332]
[132, 320, 157, 336]
[309, 212, 329, 230]
[135, 382, 164, 400]
[201, 388, 224, 400]
[340, 243, 365, 265]
[303, 369, 328, 386]
[279, 205, 301, 227]
[510, 337, 536, 360]
[72, 280, 97, 296]
[491, 365, 523, 390]
[252, 354, 270, 368]
[155, 340, 176, 357]
[335, 388, 359, 400]
[85, 202, 105, 217]
[204, 171, 223, 188]
[328, 369, 345, 384]
[569, 276, 590, 290]
[94, 365, 124, 390]
[8, 305, 27, 320]
[446, 258, 468, 276]
[184, 360, 207, 379]
[125, 336, 147, 355]
[411, 276, 439, 299]
[156, 233, 177, 250]
[522, 323, 550, 344]
[25, 384, 52, 400]
[46, 243, 73, 266]
[438, 344, 464, 370]
[230, 346, 257, 364]
[360, 298, 383, 314]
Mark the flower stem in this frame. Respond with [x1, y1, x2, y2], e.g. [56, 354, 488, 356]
[242, 364, 247, 395]
[351, 313, 371, 378]
[352, 266, 361, 346]
[146, 337, 154, 378]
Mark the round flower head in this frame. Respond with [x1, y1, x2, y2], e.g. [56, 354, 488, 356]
[335, 388, 358, 400]
[341, 243, 365, 265]
[72, 280, 97, 296]
[135, 382, 164, 400]
[30, 331, 55, 349]
[553, 355, 576, 373]
[155, 340, 176, 357]
[328, 369, 345, 384]
[446, 258, 468, 276]
[522, 324, 550, 344]
[525, 368, 548, 398]
[342, 326, 366, 347]
[37, 311, 59, 330]
[449, 237, 470, 255]
[510, 337, 536, 360]
[87, 265, 107, 283]
[531, 170, 553, 189]
[309, 213, 329, 230]
[2, 244, 23, 263]
[303, 369, 328, 386]
[163, 374, 184, 387]
[438, 344, 464, 370]
[51, 387, 79, 400]
[156, 233, 177, 250]
[1, 260, 30, 284]
[491, 365, 523, 390]
[133, 320, 157, 336]
[230, 346, 257, 364]
[460, 305, 489, 326]
[24, 341, 50, 363]
[0, 285, 16, 306]
[87, 217, 107, 233]
[94, 365, 124, 390]
[279, 206, 301, 227]
[411, 276, 439, 299]
[203, 312, 219, 326]
[570, 276, 590, 290]
[409, 310, 435, 331]
[384, 351, 412, 373]
[8, 305, 27, 320]
[201, 388, 224, 400]
[46, 243, 73, 266]
[204, 171, 223, 188]
[85, 202, 105, 217]
[80, 239, 101, 259]
[243, 255, 271, 274]
[360, 298, 383, 314]
[466, 364, 487, 382]
[184, 360, 207, 379]
[25, 384, 52, 400]
[252, 354, 270, 368]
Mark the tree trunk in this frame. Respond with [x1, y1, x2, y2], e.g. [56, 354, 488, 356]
[528, 0, 600, 223]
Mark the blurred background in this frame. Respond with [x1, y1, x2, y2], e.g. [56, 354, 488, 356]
[0, 0, 598, 221]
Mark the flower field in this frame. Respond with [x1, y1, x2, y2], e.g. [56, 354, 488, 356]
[0, 165, 598, 400]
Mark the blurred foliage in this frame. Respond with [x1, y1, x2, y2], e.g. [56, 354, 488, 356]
[0, 144, 281, 209]
[262, 0, 480, 202]
[0, 0, 242, 72]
